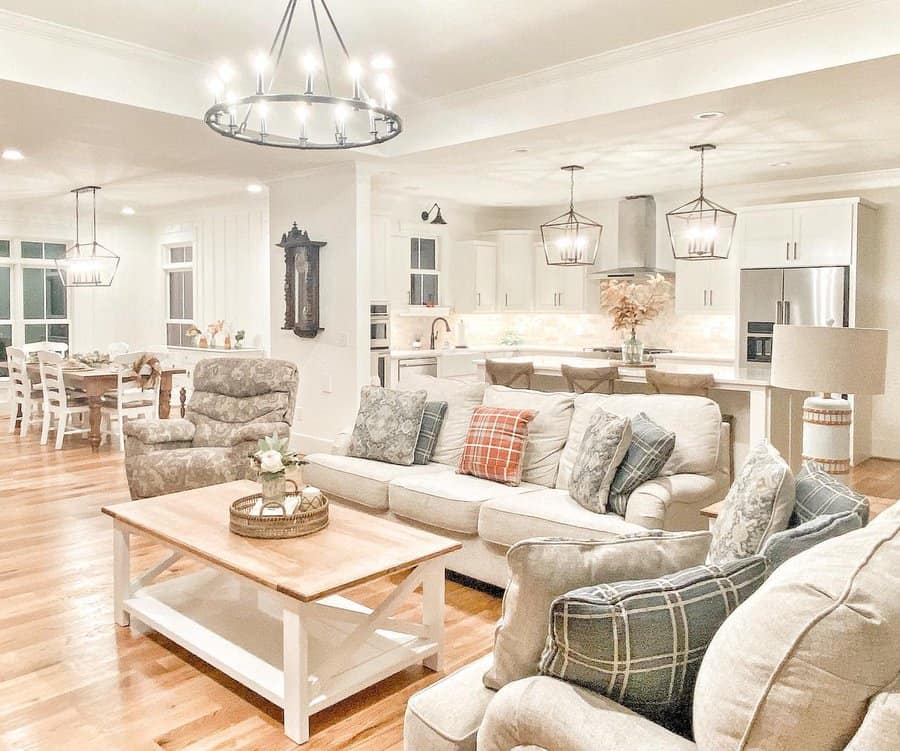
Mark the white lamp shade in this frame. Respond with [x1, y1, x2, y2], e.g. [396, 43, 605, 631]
[770, 325, 888, 395]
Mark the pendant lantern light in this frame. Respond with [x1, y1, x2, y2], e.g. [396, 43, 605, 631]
[56, 186, 120, 287]
[666, 144, 736, 260]
[540, 165, 602, 266]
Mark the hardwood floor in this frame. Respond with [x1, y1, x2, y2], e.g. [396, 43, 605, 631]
[0, 431, 502, 750]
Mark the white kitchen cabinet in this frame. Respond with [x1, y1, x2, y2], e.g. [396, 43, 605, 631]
[451, 240, 497, 313]
[491, 230, 534, 312]
[739, 199, 855, 269]
[533, 242, 585, 312]
[388, 229, 447, 312]
[675, 254, 736, 314]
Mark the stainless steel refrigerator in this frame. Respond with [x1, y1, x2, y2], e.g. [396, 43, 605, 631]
[739, 266, 849, 368]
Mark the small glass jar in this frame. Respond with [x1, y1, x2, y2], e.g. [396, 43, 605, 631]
[622, 329, 644, 365]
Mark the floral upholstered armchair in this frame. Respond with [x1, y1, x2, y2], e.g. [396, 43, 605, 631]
[124, 358, 299, 499]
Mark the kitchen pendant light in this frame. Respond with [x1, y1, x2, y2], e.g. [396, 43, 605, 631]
[540, 165, 602, 266]
[666, 144, 736, 260]
[204, 0, 401, 150]
[56, 186, 120, 287]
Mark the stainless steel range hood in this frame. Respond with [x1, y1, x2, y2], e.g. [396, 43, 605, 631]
[590, 196, 673, 280]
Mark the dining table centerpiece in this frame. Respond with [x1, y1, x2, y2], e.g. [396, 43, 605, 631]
[600, 273, 672, 364]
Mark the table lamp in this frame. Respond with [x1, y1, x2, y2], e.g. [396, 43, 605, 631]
[771, 325, 887, 476]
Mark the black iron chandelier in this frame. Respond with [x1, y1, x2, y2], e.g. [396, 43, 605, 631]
[56, 186, 120, 287]
[204, 0, 402, 150]
[540, 165, 602, 266]
[666, 144, 736, 260]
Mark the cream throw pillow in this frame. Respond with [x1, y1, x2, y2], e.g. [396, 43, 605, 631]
[482, 531, 712, 691]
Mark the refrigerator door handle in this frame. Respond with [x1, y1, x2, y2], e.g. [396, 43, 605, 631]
[784, 300, 791, 324]
[785, 241, 790, 261]
[776, 300, 784, 324]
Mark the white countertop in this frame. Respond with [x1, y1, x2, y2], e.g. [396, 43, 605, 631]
[388, 345, 735, 362]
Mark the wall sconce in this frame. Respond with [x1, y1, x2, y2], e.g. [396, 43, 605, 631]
[421, 203, 447, 225]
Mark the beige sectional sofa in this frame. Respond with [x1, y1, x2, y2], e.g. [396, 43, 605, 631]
[304, 375, 730, 588]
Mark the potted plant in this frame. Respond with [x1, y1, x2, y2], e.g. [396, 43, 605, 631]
[600, 274, 672, 364]
[234, 329, 246, 349]
[251, 432, 306, 506]
[185, 325, 202, 347]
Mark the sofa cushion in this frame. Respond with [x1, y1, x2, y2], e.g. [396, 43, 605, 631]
[403, 654, 494, 751]
[569, 408, 632, 514]
[793, 459, 869, 525]
[608, 412, 676, 516]
[457, 407, 536, 486]
[707, 441, 795, 565]
[483, 531, 712, 691]
[483, 386, 574, 487]
[398, 374, 486, 467]
[348, 385, 427, 466]
[760, 510, 862, 570]
[414, 400, 448, 465]
[845, 677, 900, 751]
[478, 488, 644, 548]
[556, 394, 722, 489]
[540, 556, 768, 730]
[389, 472, 541, 534]
[693, 504, 900, 751]
[303, 453, 448, 510]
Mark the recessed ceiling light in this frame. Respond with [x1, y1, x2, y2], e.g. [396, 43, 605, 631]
[246, 183, 264, 193]
[694, 111, 725, 120]
[512, 147, 529, 153]
[120, 206, 136, 216]
[769, 161, 792, 167]
[2, 148, 24, 160]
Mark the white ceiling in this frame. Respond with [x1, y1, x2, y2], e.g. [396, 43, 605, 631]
[0, 0, 785, 102]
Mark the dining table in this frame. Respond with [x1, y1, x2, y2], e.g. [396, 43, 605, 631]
[11, 362, 187, 452]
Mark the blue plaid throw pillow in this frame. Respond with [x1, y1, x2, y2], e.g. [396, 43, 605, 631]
[607, 412, 675, 516]
[413, 401, 448, 464]
[793, 460, 869, 525]
[540, 556, 768, 730]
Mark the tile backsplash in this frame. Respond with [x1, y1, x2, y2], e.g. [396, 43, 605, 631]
[391, 303, 735, 355]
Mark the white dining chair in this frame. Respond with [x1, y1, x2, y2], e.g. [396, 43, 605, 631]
[107, 341, 131, 358]
[6, 346, 43, 437]
[23, 340, 68, 358]
[38, 351, 89, 449]
[101, 352, 160, 451]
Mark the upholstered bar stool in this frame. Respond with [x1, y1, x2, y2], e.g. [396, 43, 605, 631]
[561, 364, 618, 394]
[646, 370, 735, 483]
[486, 359, 534, 390]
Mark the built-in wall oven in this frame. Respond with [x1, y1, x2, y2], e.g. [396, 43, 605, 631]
[370, 301, 390, 351]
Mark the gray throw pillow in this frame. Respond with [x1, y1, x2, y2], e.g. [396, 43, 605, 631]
[793, 460, 869, 525]
[539, 556, 768, 729]
[608, 412, 676, 517]
[413, 400, 448, 465]
[347, 385, 427, 465]
[568, 408, 632, 513]
[707, 441, 795, 565]
[761, 510, 862, 570]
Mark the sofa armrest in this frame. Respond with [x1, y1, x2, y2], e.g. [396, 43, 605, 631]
[626, 471, 728, 533]
[332, 428, 353, 456]
[124, 417, 195, 445]
[225, 421, 289, 447]
[477, 677, 697, 751]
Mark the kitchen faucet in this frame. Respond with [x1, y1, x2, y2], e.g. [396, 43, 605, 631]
[430, 317, 451, 350]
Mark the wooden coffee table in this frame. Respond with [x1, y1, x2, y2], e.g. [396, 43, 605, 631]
[102, 480, 462, 745]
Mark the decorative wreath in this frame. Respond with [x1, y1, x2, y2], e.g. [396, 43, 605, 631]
[131, 354, 162, 389]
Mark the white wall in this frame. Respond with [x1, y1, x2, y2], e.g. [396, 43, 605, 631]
[269, 163, 371, 453]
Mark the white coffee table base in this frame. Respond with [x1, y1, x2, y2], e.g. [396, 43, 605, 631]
[112, 522, 447, 745]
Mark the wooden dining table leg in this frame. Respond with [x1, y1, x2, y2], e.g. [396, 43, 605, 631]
[86, 384, 104, 452]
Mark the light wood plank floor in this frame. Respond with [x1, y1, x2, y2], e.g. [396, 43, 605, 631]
[0, 430, 502, 750]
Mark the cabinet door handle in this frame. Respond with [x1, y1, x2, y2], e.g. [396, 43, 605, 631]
[558, 291, 563, 306]
[477, 292, 481, 307]
[709, 289, 713, 306]
[793, 241, 798, 260]
[703, 290, 708, 306]
[505, 292, 509, 307]
[785, 241, 790, 261]
[784, 300, 791, 324]
[776, 300, 784, 324]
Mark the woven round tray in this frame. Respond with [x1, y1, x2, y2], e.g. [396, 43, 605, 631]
[229, 486, 329, 539]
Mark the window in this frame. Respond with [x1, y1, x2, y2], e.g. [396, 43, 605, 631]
[164, 244, 195, 346]
[22, 267, 68, 346]
[409, 237, 439, 306]
[0, 263, 10, 377]
[21, 241, 66, 260]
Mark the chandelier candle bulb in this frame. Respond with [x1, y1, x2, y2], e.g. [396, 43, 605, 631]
[303, 53, 317, 94]
[253, 52, 268, 94]
[348, 61, 363, 100]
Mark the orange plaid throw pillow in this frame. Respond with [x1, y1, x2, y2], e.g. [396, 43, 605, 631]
[457, 406, 537, 486]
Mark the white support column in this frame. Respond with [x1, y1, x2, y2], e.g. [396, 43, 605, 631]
[283, 603, 310, 745]
[113, 523, 131, 627]
[421, 559, 446, 672]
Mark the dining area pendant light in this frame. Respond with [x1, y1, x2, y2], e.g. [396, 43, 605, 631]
[204, 0, 402, 150]
[56, 186, 120, 288]
[540, 165, 602, 267]
[666, 144, 736, 260]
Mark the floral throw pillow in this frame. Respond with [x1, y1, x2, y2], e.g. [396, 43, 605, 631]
[569, 408, 632, 514]
[457, 406, 537, 486]
[347, 386, 427, 466]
